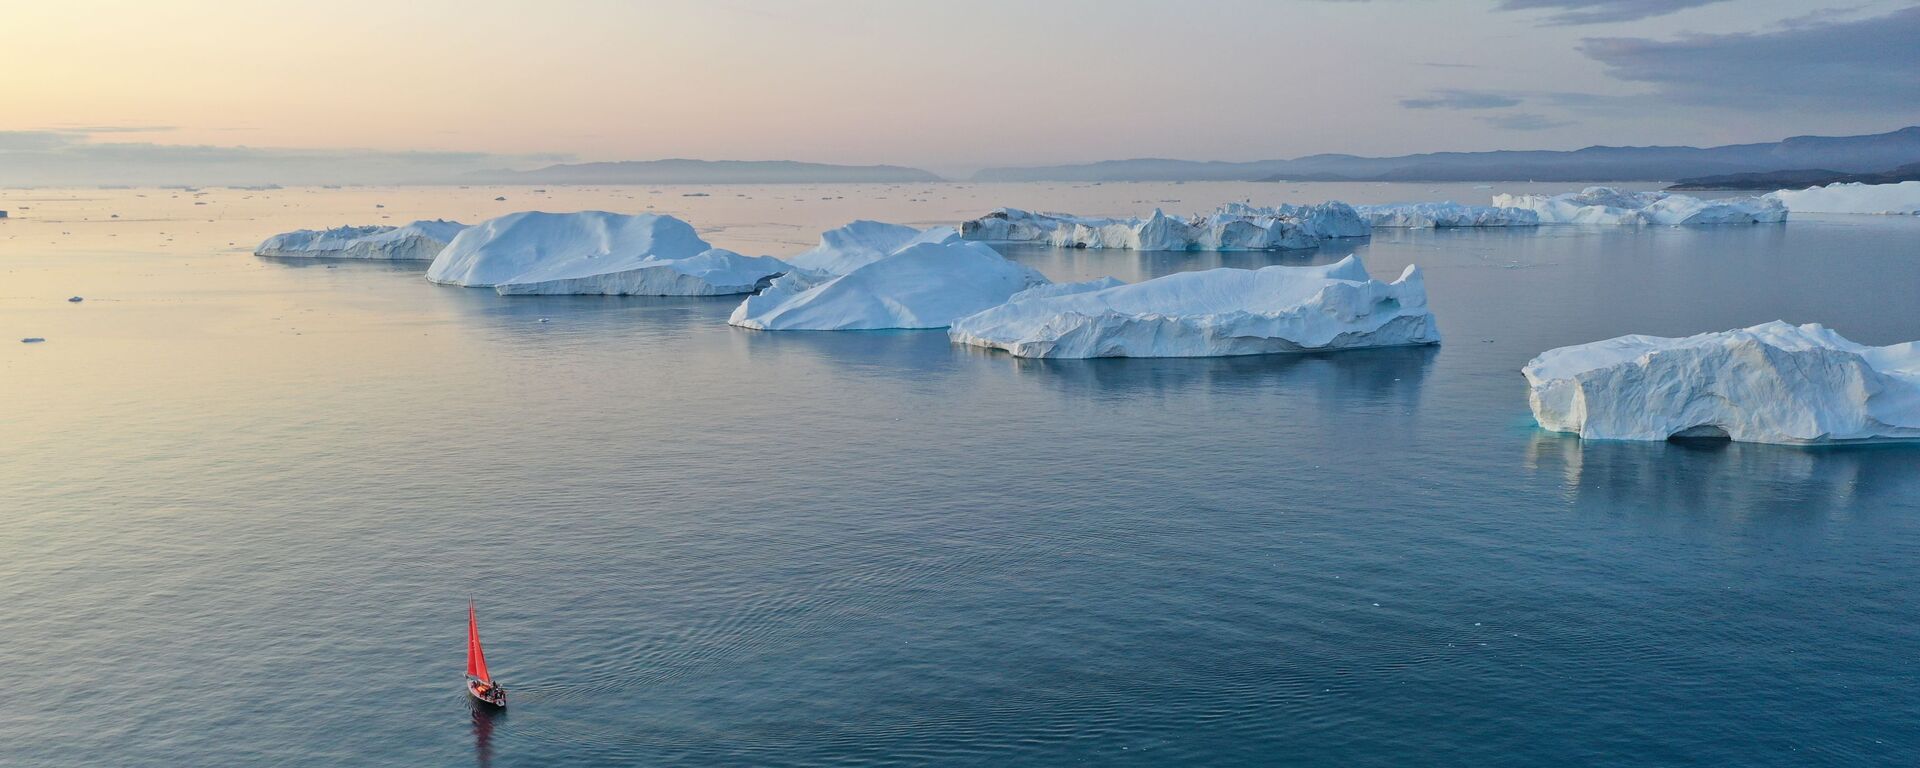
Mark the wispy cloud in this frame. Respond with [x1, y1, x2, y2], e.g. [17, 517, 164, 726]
[1399, 90, 1524, 110]
[1481, 113, 1574, 131]
[41, 125, 177, 135]
[1581, 6, 1920, 111]
[1497, 0, 1733, 25]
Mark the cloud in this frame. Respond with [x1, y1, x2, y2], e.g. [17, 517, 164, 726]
[1581, 6, 1920, 111]
[1399, 90, 1524, 110]
[0, 131, 76, 152]
[0, 131, 570, 186]
[40, 125, 177, 135]
[1496, 0, 1732, 25]
[1480, 113, 1575, 131]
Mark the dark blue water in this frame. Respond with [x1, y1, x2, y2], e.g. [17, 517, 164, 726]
[4, 216, 1919, 766]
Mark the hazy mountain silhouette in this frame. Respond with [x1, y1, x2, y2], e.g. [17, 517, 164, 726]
[971, 127, 1920, 183]
[466, 159, 941, 184]
[1667, 162, 1920, 190]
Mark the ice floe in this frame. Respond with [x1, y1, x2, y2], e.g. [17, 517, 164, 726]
[1491, 187, 1785, 225]
[1524, 321, 1920, 444]
[255, 220, 468, 260]
[1766, 181, 1920, 215]
[729, 239, 1047, 330]
[948, 256, 1439, 358]
[785, 220, 960, 275]
[1356, 202, 1540, 228]
[425, 211, 789, 296]
[960, 202, 1370, 251]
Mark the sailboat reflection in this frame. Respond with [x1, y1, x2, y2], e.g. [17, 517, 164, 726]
[469, 700, 501, 768]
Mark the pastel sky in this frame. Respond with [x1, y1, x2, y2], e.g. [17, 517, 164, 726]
[3, 0, 1917, 176]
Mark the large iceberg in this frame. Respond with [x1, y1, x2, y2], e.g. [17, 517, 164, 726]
[785, 220, 960, 275]
[948, 256, 1439, 359]
[1356, 202, 1540, 228]
[255, 220, 467, 260]
[960, 202, 1370, 251]
[1765, 181, 1920, 215]
[425, 211, 789, 296]
[1491, 187, 1785, 225]
[729, 240, 1047, 331]
[1523, 321, 1920, 444]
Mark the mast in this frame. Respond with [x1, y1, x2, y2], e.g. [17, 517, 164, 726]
[467, 600, 491, 683]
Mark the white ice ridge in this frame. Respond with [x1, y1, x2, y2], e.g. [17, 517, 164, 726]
[947, 256, 1439, 359]
[255, 220, 468, 260]
[729, 239, 1048, 331]
[960, 202, 1371, 251]
[1356, 202, 1540, 228]
[1524, 321, 1920, 444]
[785, 220, 960, 275]
[1491, 187, 1786, 225]
[1766, 181, 1920, 215]
[425, 211, 789, 296]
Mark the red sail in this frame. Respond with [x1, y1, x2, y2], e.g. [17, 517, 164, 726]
[467, 601, 491, 683]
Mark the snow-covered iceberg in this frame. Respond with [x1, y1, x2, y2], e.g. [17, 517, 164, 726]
[1766, 181, 1920, 215]
[948, 256, 1439, 359]
[425, 211, 789, 296]
[960, 202, 1370, 251]
[785, 220, 960, 275]
[1524, 321, 1920, 444]
[1356, 202, 1540, 228]
[255, 220, 467, 260]
[1491, 187, 1785, 225]
[729, 240, 1047, 330]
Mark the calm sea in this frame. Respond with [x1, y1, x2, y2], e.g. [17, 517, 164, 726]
[3, 183, 1918, 766]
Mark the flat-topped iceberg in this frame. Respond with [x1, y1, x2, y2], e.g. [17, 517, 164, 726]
[1357, 202, 1540, 228]
[255, 220, 467, 260]
[785, 220, 960, 275]
[1524, 321, 1920, 444]
[948, 256, 1439, 359]
[729, 240, 1047, 331]
[426, 211, 789, 295]
[1491, 187, 1785, 225]
[1766, 181, 1920, 215]
[960, 202, 1370, 251]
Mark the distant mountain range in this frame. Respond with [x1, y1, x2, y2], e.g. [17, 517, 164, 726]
[971, 127, 1920, 183]
[1667, 162, 1920, 190]
[465, 159, 941, 184]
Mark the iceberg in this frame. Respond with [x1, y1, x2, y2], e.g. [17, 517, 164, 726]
[785, 220, 960, 275]
[255, 220, 467, 260]
[1356, 202, 1540, 228]
[729, 240, 1048, 330]
[425, 211, 789, 296]
[1765, 181, 1920, 215]
[1523, 321, 1920, 444]
[959, 202, 1370, 251]
[948, 256, 1439, 359]
[1491, 187, 1785, 225]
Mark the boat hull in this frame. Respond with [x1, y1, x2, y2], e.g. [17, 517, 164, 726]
[467, 679, 506, 708]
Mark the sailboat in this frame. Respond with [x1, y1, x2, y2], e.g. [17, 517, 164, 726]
[466, 600, 506, 708]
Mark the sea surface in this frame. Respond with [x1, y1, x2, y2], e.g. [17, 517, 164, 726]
[3, 183, 1918, 767]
